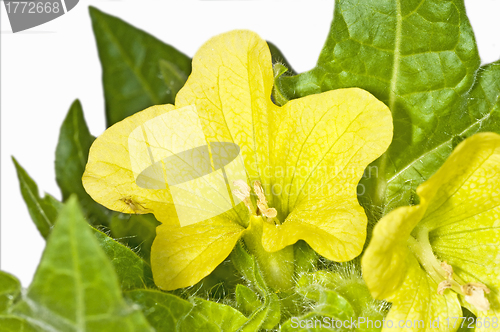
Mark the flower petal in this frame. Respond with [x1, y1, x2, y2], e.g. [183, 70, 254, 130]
[416, 133, 500, 317]
[383, 256, 462, 332]
[175, 30, 277, 188]
[416, 133, 500, 232]
[151, 216, 245, 290]
[362, 204, 425, 300]
[83, 104, 179, 223]
[262, 88, 393, 261]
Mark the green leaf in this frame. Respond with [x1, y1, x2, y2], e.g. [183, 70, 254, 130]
[0, 272, 21, 313]
[56, 100, 162, 256]
[126, 289, 247, 332]
[125, 289, 192, 331]
[89, 6, 192, 126]
[55, 100, 110, 225]
[0, 316, 38, 332]
[457, 307, 476, 332]
[276, 0, 484, 216]
[280, 289, 354, 332]
[12, 158, 62, 239]
[286, 269, 388, 332]
[231, 242, 280, 331]
[159, 59, 189, 100]
[92, 227, 156, 291]
[180, 298, 248, 332]
[109, 213, 159, 262]
[293, 241, 318, 274]
[11, 197, 153, 331]
[235, 285, 261, 316]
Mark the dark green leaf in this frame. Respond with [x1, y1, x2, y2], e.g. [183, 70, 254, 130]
[0, 315, 38, 332]
[159, 59, 189, 100]
[231, 242, 280, 331]
[12, 157, 62, 239]
[126, 289, 247, 332]
[12, 197, 153, 331]
[89, 6, 192, 126]
[457, 307, 476, 332]
[0, 272, 21, 313]
[92, 227, 156, 291]
[109, 213, 159, 262]
[276, 0, 484, 216]
[55, 100, 111, 226]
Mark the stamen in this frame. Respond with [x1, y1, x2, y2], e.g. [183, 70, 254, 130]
[441, 261, 453, 280]
[254, 181, 278, 222]
[253, 181, 267, 205]
[437, 280, 452, 295]
[233, 180, 254, 214]
[462, 283, 491, 312]
[257, 202, 278, 218]
[408, 231, 491, 313]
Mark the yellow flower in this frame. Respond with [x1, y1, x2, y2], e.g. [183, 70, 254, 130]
[83, 30, 392, 291]
[362, 133, 500, 331]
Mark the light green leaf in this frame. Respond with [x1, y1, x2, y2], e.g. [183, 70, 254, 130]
[180, 298, 248, 332]
[12, 157, 62, 239]
[0, 272, 21, 314]
[276, 0, 485, 217]
[235, 285, 261, 316]
[11, 197, 153, 331]
[109, 213, 159, 262]
[89, 6, 192, 126]
[126, 289, 247, 332]
[125, 289, 192, 331]
[55, 100, 110, 225]
[92, 227, 155, 291]
[0, 315, 38, 332]
[282, 269, 388, 332]
[231, 242, 280, 331]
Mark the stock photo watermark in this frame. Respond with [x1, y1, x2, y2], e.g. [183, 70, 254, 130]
[289, 316, 498, 330]
[2, 0, 80, 32]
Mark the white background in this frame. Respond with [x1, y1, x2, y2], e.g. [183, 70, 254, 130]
[1, 0, 499, 287]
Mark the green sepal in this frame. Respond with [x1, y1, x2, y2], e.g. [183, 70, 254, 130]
[231, 241, 281, 330]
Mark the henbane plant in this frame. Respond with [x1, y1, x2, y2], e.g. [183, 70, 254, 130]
[4, 1, 500, 332]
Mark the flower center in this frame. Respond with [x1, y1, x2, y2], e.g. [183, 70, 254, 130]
[407, 227, 491, 312]
[233, 180, 280, 224]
